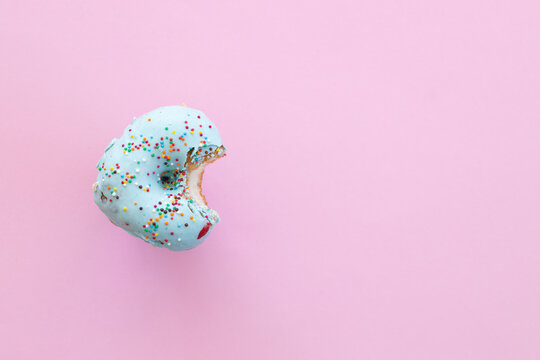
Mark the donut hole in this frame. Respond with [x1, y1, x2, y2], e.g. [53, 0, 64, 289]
[159, 169, 184, 191]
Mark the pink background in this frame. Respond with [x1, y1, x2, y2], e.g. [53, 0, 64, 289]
[1, 0, 539, 359]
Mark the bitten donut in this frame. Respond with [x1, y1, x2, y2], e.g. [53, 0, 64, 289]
[93, 106, 226, 251]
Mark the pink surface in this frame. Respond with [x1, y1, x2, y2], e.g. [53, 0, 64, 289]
[1, 0, 540, 359]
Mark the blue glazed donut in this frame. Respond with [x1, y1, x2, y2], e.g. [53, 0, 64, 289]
[93, 106, 226, 251]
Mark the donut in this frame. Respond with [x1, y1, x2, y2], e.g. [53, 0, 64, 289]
[93, 106, 226, 251]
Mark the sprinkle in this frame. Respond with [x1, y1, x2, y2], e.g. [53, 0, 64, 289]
[123, 207, 127, 211]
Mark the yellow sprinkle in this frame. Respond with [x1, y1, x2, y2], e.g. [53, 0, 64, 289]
[123, 207, 127, 211]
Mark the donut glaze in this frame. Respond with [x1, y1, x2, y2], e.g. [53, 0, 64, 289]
[93, 106, 226, 251]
